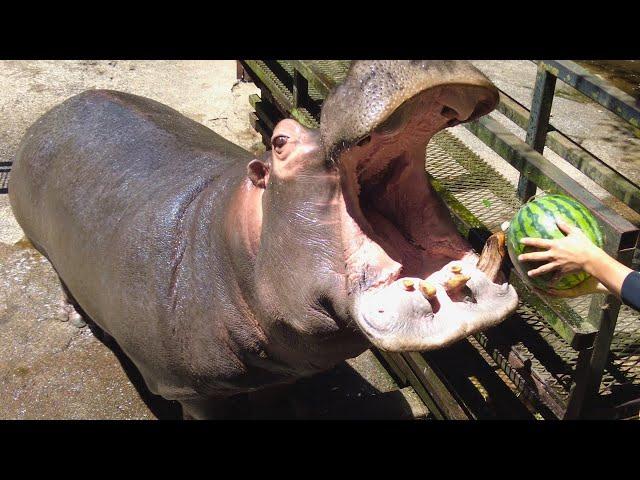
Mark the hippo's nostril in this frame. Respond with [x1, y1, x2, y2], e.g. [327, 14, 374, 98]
[441, 106, 461, 127]
[441, 105, 458, 119]
[471, 101, 493, 120]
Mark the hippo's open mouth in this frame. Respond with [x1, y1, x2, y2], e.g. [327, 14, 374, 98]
[322, 62, 519, 351]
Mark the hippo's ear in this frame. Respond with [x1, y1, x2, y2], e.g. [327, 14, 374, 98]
[247, 159, 270, 189]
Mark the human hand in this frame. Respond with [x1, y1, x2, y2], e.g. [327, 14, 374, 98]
[518, 218, 602, 281]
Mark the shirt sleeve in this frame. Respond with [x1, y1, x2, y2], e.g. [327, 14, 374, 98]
[620, 271, 640, 312]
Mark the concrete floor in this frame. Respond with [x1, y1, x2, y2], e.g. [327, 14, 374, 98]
[1, 60, 638, 419]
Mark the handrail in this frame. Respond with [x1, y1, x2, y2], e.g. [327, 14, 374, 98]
[540, 60, 640, 129]
[496, 91, 640, 213]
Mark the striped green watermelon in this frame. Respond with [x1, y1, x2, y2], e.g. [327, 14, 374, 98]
[506, 194, 604, 291]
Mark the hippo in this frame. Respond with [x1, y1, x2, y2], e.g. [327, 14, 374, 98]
[9, 60, 518, 419]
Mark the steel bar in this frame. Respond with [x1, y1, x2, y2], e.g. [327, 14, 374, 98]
[292, 69, 308, 109]
[497, 91, 640, 213]
[385, 352, 446, 419]
[541, 60, 640, 129]
[565, 296, 623, 419]
[518, 65, 556, 201]
[473, 330, 561, 419]
[289, 60, 336, 97]
[375, 350, 409, 386]
[402, 352, 471, 419]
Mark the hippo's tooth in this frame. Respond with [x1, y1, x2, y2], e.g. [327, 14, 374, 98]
[418, 280, 437, 299]
[444, 273, 471, 292]
[450, 264, 462, 273]
[476, 230, 507, 282]
[402, 279, 415, 291]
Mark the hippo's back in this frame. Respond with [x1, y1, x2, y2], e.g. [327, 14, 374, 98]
[9, 90, 253, 394]
[10, 90, 252, 241]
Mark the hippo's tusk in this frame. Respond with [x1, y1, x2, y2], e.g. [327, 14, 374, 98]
[402, 279, 415, 291]
[476, 231, 507, 282]
[444, 273, 471, 293]
[419, 280, 437, 299]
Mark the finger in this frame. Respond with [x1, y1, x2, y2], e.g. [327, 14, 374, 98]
[555, 217, 574, 236]
[527, 262, 559, 277]
[520, 237, 553, 249]
[519, 251, 554, 262]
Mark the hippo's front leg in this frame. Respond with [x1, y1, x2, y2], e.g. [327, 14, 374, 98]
[59, 279, 87, 328]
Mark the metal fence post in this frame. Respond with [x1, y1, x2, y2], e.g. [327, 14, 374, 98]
[564, 245, 637, 418]
[564, 299, 622, 418]
[518, 63, 557, 202]
[292, 68, 308, 110]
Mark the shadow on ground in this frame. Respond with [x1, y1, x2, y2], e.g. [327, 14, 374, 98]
[85, 321, 184, 420]
[86, 315, 424, 420]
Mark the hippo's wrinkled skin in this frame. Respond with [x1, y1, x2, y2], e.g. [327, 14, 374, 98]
[9, 61, 518, 419]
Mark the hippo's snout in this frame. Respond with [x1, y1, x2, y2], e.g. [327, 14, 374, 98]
[356, 262, 518, 352]
[320, 60, 499, 160]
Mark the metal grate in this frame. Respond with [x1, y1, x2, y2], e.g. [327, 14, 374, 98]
[250, 60, 319, 127]
[303, 60, 351, 85]
[426, 131, 522, 231]
[426, 129, 640, 414]
[601, 305, 640, 399]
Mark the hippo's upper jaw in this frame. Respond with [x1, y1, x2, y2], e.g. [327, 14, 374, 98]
[321, 61, 518, 352]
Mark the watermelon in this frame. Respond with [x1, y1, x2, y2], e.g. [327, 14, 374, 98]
[506, 194, 604, 291]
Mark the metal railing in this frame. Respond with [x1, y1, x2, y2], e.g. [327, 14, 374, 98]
[465, 60, 640, 417]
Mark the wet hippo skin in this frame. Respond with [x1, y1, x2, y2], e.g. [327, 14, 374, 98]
[9, 61, 518, 419]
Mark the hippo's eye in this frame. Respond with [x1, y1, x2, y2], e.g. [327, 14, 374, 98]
[272, 135, 289, 150]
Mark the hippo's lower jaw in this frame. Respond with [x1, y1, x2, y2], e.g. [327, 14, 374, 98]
[355, 260, 518, 351]
[336, 85, 518, 351]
